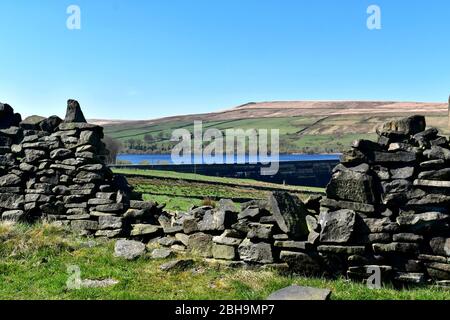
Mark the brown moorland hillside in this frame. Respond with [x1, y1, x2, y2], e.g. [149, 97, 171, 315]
[92, 100, 449, 154]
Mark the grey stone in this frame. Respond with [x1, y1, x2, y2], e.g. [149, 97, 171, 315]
[0, 193, 24, 210]
[66, 214, 91, 220]
[267, 285, 331, 300]
[187, 232, 213, 258]
[372, 242, 419, 254]
[212, 243, 236, 260]
[79, 278, 119, 288]
[237, 206, 261, 220]
[357, 217, 399, 233]
[372, 151, 417, 163]
[198, 209, 234, 232]
[0, 154, 16, 166]
[333, 162, 370, 174]
[158, 236, 178, 247]
[20, 115, 46, 130]
[268, 191, 309, 239]
[160, 259, 194, 272]
[247, 223, 273, 240]
[40, 116, 62, 133]
[319, 209, 356, 244]
[130, 224, 161, 237]
[317, 245, 366, 255]
[71, 220, 98, 231]
[212, 230, 243, 246]
[274, 241, 313, 251]
[373, 165, 390, 180]
[24, 149, 46, 163]
[182, 217, 199, 234]
[279, 251, 322, 275]
[114, 240, 146, 260]
[95, 203, 123, 213]
[355, 233, 391, 244]
[419, 168, 450, 180]
[98, 216, 123, 230]
[94, 229, 122, 238]
[151, 248, 173, 259]
[429, 238, 450, 257]
[423, 146, 450, 161]
[390, 167, 415, 179]
[306, 215, 319, 232]
[377, 115, 426, 137]
[326, 170, 376, 204]
[130, 200, 157, 210]
[396, 212, 448, 233]
[64, 99, 87, 123]
[320, 198, 375, 214]
[393, 233, 424, 242]
[1, 210, 26, 222]
[406, 194, 450, 206]
[50, 148, 72, 160]
[425, 263, 450, 280]
[382, 179, 411, 194]
[175, 233, 190, 246]
[420, 159, 445, 169]
[238, 239, 273, 264]
[0, 174, 21, 187]
[413, 179, 450, 188]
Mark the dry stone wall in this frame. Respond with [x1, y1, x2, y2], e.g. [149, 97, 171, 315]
[318, 115, 450, 286]
[0, 100, 448, 287]
[0, 100, 163, 237]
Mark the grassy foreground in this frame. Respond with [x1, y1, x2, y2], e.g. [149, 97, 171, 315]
[0, 222, 449, 300]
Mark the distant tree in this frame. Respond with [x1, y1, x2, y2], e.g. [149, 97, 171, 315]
[103, 135, 122, 164]
[127, 138, 137, 149]
[157, 131, 165, 140]
[144, 134, 154, 143]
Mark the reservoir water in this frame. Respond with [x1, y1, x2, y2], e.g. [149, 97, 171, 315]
[117, 153, 341, 165]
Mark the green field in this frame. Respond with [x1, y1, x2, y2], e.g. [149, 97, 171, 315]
[103, 112, 450, 155]
[1, 222, 448, 300]
[113, 169, 325, 212]
[104, 116, 377, 154]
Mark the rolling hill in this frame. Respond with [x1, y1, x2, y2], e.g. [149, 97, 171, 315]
[92, 100, 449, 155]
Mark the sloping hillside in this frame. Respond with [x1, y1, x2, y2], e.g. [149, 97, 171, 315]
[92, 101, 448, 155]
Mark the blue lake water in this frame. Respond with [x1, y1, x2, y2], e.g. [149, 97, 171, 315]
[117, 153, 342, 165]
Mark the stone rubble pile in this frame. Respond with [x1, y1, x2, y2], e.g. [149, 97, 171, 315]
[151, 192, 320, 270]
[0, 100, 163, 237]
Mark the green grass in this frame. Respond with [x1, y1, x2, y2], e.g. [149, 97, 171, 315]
[113, 169, 324, 212]
[113, 169, 324, 193]
[0, 223, 448, 300]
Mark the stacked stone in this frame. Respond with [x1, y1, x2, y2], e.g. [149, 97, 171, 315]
[318, 115, 449, 286]
[0, 100, 162, 237]
[153, 192, 322, 269]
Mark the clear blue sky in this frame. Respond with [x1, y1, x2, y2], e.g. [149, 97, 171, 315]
[1, 0, 449, 120]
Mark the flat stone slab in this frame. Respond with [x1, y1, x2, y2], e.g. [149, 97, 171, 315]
[160, 259, 194, 272]
[80, 278, 119, 288]
[114, 240, 146, 260]
[267, 285, 332, 300]
[413, 179, 450, 188]
[151, 248, 173, 259]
